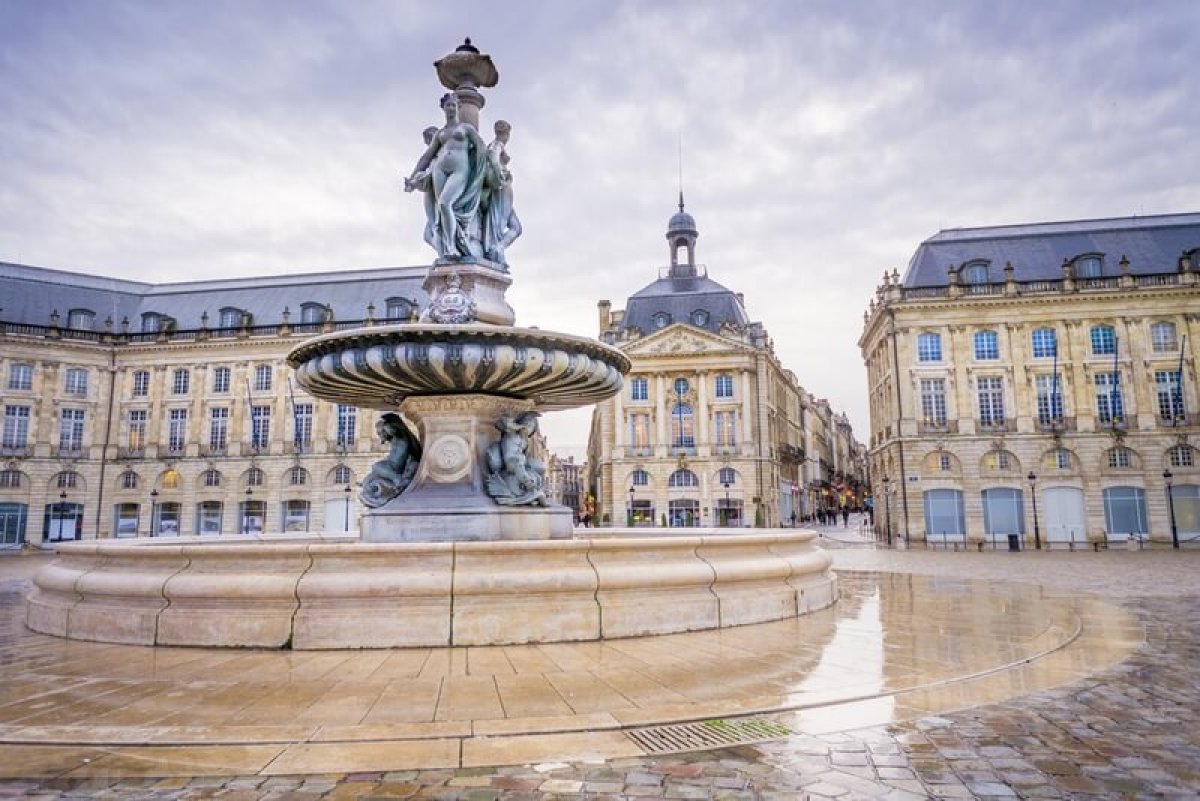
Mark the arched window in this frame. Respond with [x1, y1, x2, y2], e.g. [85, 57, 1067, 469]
[670, 403, 695, 450]
[288, 467, 308, 486]
[119, 471, 139, 490]
[1030, 328, 1057, 358]
[218, 307, 243, 329]
[1090, 325, 1117, 356]
[1168, 445, 1196, 468]
[631, 469, 650, 486]
[332, 465, 352, 485]
[161, 469, 181, 490]
[668, 469, 699, 488]
[202, 469, 222, 487]
[963, 262, 989, 284]
[973, 330, 999, 360]
[690, 309, 709, 327]
[673, 377, 690, 396]
[1107, 447, 1134, 469]
[1151, 321, 1178, 353]
[718, 467, 737, 486]
[917, 332, 942, 362]
[245, 467, 264, 487]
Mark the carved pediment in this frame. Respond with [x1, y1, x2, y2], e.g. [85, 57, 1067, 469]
[623, 325, 742, 357]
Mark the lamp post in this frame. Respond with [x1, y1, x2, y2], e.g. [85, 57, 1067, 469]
[1027, 471, 1041, 550]
[343, 483, 351, 532]
[149, 488, 158, 537]
[721, 477, 731, 527]
[882, 475, 892, 547]
[1164, 469, 1180, 549]
[243, 487, 253, 535]
[627, 485, 635, 527]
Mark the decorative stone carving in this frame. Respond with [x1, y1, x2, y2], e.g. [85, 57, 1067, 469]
[424, 273, 478, 324]
[360, 413, 422, 508]
[483, 411, 548, 506]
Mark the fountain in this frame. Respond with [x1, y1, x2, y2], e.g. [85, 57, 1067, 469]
[25, 40, 835, 650]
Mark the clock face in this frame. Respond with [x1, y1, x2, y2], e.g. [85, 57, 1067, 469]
[674, 377, 689, 396]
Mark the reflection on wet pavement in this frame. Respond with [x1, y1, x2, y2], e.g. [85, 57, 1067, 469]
[0, 556, 1142, 778]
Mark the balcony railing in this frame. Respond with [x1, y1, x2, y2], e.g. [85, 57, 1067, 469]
[918, 420, 958, 434]
[202, 444, 228, 457]
[0, 444, 30, 457]
[56, 445, 84, 458]
[118, 447, 145, 459]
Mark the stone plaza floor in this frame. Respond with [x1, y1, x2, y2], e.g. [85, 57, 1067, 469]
[0, 526, 1197, 799]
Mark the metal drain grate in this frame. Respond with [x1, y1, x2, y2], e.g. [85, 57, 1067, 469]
[625, 717, 793, 754]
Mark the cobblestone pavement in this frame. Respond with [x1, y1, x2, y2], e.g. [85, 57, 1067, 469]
[2, 541, 1197, 800]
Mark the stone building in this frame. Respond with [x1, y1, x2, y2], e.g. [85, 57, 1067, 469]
[860, 213, 1200, 548]
[587, 199, 865, 528]
[546, 454, 584, 517]
[0, 261, 425, 547]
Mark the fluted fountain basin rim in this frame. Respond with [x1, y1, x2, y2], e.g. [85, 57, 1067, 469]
[286, 323, 631, 411]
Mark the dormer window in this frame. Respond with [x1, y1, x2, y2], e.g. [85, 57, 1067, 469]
[218, 307, 243, 329]
[652, 312, 671, 329]
[300, 303, 325, 324]
[1074, 255, 1102, 278]
[690, 309, 709, 327]
[67, 309, 95, 330]
[385, 298, 412, 321]
[962, 262, 990, 284]
[140, 312, 162, 333]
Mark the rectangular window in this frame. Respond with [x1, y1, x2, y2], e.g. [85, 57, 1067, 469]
[172, 369, 190, 395]
[254, 365, 272, 392]
[1030, 328, 1057, 359]
[251, 406, 271, 449]
[2, 406, 30, 448]
[1156, 370, 1185, 422]
[1055, 449, 1072, 470]
[128, 410, 147, 451]
[1094, 371, 1124, 424]
[977, 376, 1005, 427]
[630, 377, 648, 401]
[8, 363, 33, 391]
[114, 503, 140, 538]
[939, 454, 952, 472]
[919, 378, 947, 426]
[714, 410, 738, 446]
[167, 409, 188, 452]
[64, 368, 88, 395]
[132, 370, 150, 397]
[1090, 326, 1116, 356]
[336, 404, 357, 446]
[1151, 322, 1178, 353]
[629, 413, 650, 450]
[212, 366, 231, 394]
[293, 403, 313, 449]
[59, 408, 85, 451]
[714, 374, 734, 399]
[917, 333, 942, 362]
[973, 331, 999, 360]
[1035, 374, 1064, 424]
[197, 502, 223, 536]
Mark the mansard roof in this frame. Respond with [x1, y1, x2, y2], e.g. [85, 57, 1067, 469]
[619, 271, 751, 335]
[902, 212, 1200, 288]
[0, 261, 427, 328]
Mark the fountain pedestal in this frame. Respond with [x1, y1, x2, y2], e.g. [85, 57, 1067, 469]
[363, 394, 573, 542]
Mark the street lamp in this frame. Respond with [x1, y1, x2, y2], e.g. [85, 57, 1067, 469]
[881, 476, 892, 547]
[627, 485, 635, 527]
[149, 488, 158, 537]
[244, 487, 253, 535]
[1164, 469, 1180, 549]
[1027, 471, 1041, 550]
[343, 483, 352, 532]
[721, 475, 731, 527]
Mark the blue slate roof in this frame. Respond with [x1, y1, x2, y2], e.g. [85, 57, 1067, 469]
[902, 212, 1200, 288]
[619, 271, 751, 335]
[0, 261, 428, 329]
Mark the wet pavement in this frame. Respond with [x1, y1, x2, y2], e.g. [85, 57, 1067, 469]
[1, 525, 1197, 799]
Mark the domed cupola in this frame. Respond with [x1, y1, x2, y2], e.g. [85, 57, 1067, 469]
[666, 192, 699, 277]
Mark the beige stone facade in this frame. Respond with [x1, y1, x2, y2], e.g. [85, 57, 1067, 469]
[586, 202, 864, 528]
[860, 214, 1200, 548]
[0, 262, 426, 546]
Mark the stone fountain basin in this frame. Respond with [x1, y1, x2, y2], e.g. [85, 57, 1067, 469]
[287, 323, 630, 411]
[26, 530, 836, 649]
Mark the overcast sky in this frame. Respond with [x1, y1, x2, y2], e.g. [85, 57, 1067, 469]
[3, 0, 1197, 456]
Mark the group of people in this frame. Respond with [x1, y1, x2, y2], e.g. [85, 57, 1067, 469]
[404, 93, 522, 266]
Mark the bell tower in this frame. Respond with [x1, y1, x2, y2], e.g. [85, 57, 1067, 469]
[666, 193, 699, 277]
